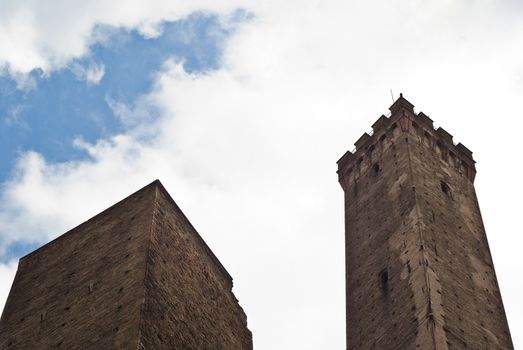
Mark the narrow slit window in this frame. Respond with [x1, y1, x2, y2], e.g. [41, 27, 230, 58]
[379, 269, 389, 293]
[372, 163, 380, 176]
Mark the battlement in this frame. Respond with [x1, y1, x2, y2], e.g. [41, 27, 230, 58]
[337, 95, 476, 186]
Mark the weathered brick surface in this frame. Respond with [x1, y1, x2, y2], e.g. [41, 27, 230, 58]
[337, 95, 514, 350]
[0, 180, 252, 350]
[138, 184, 252, 349]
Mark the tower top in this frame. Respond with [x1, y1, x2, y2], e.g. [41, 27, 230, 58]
[337, 96, 477, 184]
[389, 92, 414, 115]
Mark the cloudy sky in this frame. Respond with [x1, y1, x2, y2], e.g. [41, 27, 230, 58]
[0, 1, 522, 348]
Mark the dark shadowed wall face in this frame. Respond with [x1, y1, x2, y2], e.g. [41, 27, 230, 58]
[139, 185, 252, 349]
[338, 97, 513, 350]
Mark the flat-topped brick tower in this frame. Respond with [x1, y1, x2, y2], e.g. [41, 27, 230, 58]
[0, 180, 252, 349]
[337, 95, 513, 349]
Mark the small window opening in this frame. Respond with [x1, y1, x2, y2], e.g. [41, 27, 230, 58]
[356, 157, 363, 172]
[461, 160, 469, 177]
[390, 123, 398, 135]
[379, 134, 386, 143]
[436, 140, 448, 161]
[379, 269, 389, 293]
[367, 145, 375, 159]
[441, 181, 451, 197]
[372, 163, 380, 176]
[423, 131, 432, 146]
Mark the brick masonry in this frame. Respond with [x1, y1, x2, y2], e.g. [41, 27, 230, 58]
[0, 180, 252, 350]
[337, 95, 514, 349]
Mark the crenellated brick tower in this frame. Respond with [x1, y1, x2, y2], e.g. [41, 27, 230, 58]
[0, 180, 252, 350]
[337, 95, 514, 349]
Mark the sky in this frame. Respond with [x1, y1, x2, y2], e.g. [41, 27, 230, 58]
[0, 1, 522, 348]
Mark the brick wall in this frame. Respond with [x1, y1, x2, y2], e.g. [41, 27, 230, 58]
[138, 185, 252, 349]
[0, 181, 252, 350]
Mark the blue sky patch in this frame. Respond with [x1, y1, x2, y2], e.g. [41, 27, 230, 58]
[0, 11, 245, 183]
[0, 10, 249, 260]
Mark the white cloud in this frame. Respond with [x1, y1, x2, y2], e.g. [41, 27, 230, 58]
[0, 261, 17, 310]
[2, 104, 27, 128]
[1, 1, 523, 349]
[0, 0, 244, 76]
[2, 69, 38, 91]
[104, 91, 159, 127]
[69, 61, 105, 84]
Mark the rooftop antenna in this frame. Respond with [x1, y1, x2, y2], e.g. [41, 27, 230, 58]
[390, 89, 395, 102]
